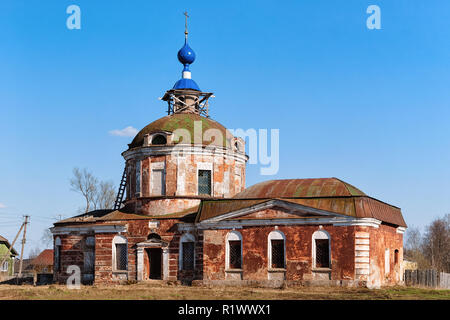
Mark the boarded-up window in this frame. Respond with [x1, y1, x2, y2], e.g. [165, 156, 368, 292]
[182, 242, 194, 271]
[385, 249, 390, 274]
[228, 240, 241, 269]
[315, 239, 330, 268]
[271, 239, 285, 268]
[198, 170, 211, 195]
[115, 243, 128, 271]
[151, 169, 165, 196]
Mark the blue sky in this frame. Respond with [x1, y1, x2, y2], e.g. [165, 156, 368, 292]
[1, 0, 449, 257]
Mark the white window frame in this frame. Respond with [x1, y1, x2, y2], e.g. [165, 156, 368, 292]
[225, 230, 243, 270]
[179, 233, 195, 271]
[1, 261, 8, 272]
[268, 230, 286, 270]
[112, 235, 128, 272]
[312, 230, 331, 269]
[197, 162, 213, 196]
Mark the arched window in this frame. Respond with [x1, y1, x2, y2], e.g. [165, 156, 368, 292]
[1, 261, 8, 272]
[112, 235, 128, 271]
[179, 233, 195, 271]
[312, 230, 331, 269]
[54, 237, 61, 272]
[226, 231, 242, 270]
[268, 230, 285, 269]
[394, 249, 399, 265]
[152, 134, 167, 145]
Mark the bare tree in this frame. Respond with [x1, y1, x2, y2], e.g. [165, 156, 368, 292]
[70, 168, 98, 213]
[422, 215, 450, 272]
[40, 228, 53, 248]
[404, 226, 430, 269]
[28, 247, 41, 259]
[70, 167, 117, 212]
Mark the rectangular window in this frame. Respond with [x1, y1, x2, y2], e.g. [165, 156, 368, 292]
[198, 170, 212, 195]
[83, 237, 95, 274]
[54, 246, 61, 272]
[271, 239, 285, 268]
[151, 169, 165, 196]
[182, 242, 195, 271]
[228, 240, 242, 269]
[115, 243, 128, 271]
[315, 239, 330, 268]
[135, 160, 141, 195]
[1, 261, 8, 272]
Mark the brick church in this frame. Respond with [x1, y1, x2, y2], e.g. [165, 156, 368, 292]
[51, 22, 407, 289]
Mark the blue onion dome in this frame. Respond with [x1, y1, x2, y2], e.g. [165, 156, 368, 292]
[177, 41, 196, 65]
[173, 38, 201, 91]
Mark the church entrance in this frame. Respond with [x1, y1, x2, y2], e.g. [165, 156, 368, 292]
[147, 248, 162, 279]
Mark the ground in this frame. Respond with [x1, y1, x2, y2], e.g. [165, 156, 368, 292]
[0, 283, 449, 300]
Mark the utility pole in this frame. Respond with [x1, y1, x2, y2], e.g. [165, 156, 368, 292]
[18, 215, 29, 278]
[0, 221, 25, 268]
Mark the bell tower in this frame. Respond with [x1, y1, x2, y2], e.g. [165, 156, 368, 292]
[161, 11, 213, 117]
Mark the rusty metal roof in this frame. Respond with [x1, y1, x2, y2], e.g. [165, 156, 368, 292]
[54, 206, 199, 226]
[196, 178, 406, 227]
[234, 178, 366, 198]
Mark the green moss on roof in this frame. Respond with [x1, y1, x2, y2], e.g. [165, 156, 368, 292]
[129, 113, 233, 149]
[234, 178, 367, 199]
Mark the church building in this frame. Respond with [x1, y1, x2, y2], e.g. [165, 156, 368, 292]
[51, 21, 407, 289]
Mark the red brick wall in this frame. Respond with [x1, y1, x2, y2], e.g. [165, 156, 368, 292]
[202, 225, 356, 281]
[366, 224, 403, 286]
[55, 218, 185, 284]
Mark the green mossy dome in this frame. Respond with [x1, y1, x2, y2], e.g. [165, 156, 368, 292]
[129, 113, 233, 149]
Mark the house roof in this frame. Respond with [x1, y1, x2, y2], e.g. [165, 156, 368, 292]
[0, 235, 18, 256]
[54, 206, 199, 226]
[31, 249, 54, 266]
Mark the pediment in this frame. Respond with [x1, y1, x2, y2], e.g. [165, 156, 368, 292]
[225, 207, 321, 221]
[203, 199, 345, 223]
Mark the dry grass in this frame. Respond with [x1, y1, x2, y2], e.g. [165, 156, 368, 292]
[0, 283, 449, 300]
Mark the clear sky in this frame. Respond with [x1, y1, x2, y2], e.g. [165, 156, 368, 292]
[1, 0, 449, 257]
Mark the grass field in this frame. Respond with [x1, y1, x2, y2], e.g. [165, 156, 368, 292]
[0, 283, 449, 300]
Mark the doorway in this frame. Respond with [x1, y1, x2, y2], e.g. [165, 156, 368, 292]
[147, 248, 162, 279]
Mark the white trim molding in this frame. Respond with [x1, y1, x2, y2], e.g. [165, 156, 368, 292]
[50, 224, 127, 235]
[396, 227, 406, 234]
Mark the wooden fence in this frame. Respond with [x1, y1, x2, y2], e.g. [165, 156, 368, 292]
[404, 270, 450, 289]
